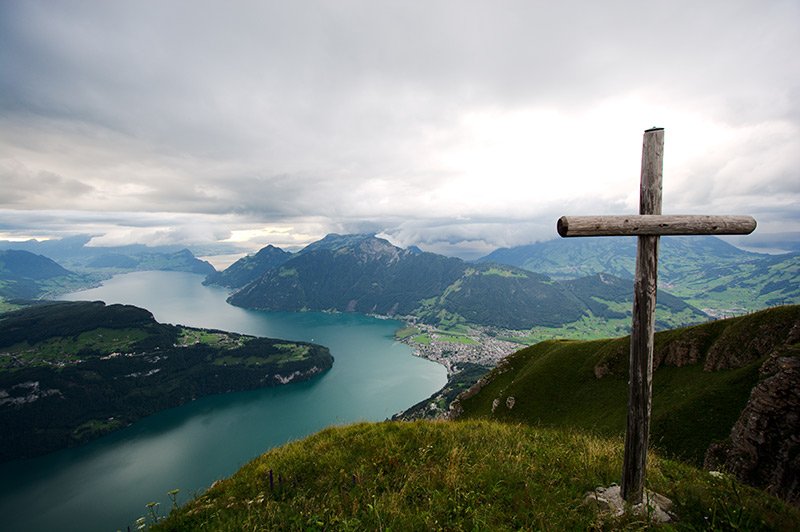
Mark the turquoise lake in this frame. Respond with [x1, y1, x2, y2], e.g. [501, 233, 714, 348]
[0, 271, 447, 531]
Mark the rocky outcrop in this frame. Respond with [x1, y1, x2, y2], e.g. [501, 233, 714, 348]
[654, 331, 708, 369]
[593, 306, 800, 377]
[591, 306, 800, 505]
[591, 327, 712, 379]
[583, 484, 674, 523]
[705, 349, 800, 506]
[703, 319, 791, 371]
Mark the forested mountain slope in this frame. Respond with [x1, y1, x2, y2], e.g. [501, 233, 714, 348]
[220, 234, 707, 332]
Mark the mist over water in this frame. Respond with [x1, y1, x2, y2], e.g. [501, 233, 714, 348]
[0, 271, 446, 532]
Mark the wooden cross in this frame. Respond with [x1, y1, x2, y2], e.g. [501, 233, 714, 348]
[557, 127, 756, 504]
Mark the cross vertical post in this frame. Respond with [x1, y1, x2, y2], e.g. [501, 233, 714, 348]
[557, 127, 756, 508]
[621, 127, 664, 504]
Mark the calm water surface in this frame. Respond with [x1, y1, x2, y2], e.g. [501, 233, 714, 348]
[0, 271, 446, 531]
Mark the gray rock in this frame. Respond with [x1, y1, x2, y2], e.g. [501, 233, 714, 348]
[583, 484, 674, 523]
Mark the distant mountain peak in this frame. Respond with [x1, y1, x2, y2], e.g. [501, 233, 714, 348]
[302, 233, 379, 250]
[253, 244, 290, 258]
[300, 233, 405, 262]
[203, 244, 292, 289]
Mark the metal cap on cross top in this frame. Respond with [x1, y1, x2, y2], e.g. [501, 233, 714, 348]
[556, 127, 756, 505]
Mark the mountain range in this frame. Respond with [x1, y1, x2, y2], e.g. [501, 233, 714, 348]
[0, 241, 215, 306]
[479, 236, 799, 315]
[214, 233, 707, 332]
[0, 235, 215, 276]
[4, 230, 796, 335]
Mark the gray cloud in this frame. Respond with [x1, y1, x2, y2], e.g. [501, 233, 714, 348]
[0, 1, 798, 257]
[0, 160, 94, 207]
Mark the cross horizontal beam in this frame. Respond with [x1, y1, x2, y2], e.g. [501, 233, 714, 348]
[557, 214, 756, 238]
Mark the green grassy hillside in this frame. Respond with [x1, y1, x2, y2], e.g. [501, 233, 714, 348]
[154, 420, 799, 531]
[456, 305, 799, 465]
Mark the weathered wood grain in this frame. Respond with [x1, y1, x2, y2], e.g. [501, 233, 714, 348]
[620, 127, 663, 504]
[557, 214, 757, 237]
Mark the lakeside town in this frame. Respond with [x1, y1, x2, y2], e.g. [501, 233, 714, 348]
[395, 321, 522, 375]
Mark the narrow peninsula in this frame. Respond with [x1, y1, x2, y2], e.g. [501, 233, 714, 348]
[0, 301, 333, 461]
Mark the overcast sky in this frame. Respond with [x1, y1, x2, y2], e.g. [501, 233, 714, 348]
[1, 0, 798, 259]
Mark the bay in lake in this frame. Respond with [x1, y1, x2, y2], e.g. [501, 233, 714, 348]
[0, 271, 447, 532]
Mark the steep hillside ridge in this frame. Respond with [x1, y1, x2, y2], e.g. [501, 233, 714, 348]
[453, 305, 800, 504]
[204, 245, 292, 288]
[225, 234, 706, 331]
[154, 420, 800, 531]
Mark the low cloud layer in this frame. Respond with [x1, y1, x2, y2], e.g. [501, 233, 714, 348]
[1, 1, 798, 257]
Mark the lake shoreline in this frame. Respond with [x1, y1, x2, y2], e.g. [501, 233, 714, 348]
[2, 271, 446, 532]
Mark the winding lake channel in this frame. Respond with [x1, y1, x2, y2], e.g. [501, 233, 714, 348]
[0, 271, 447, 532]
